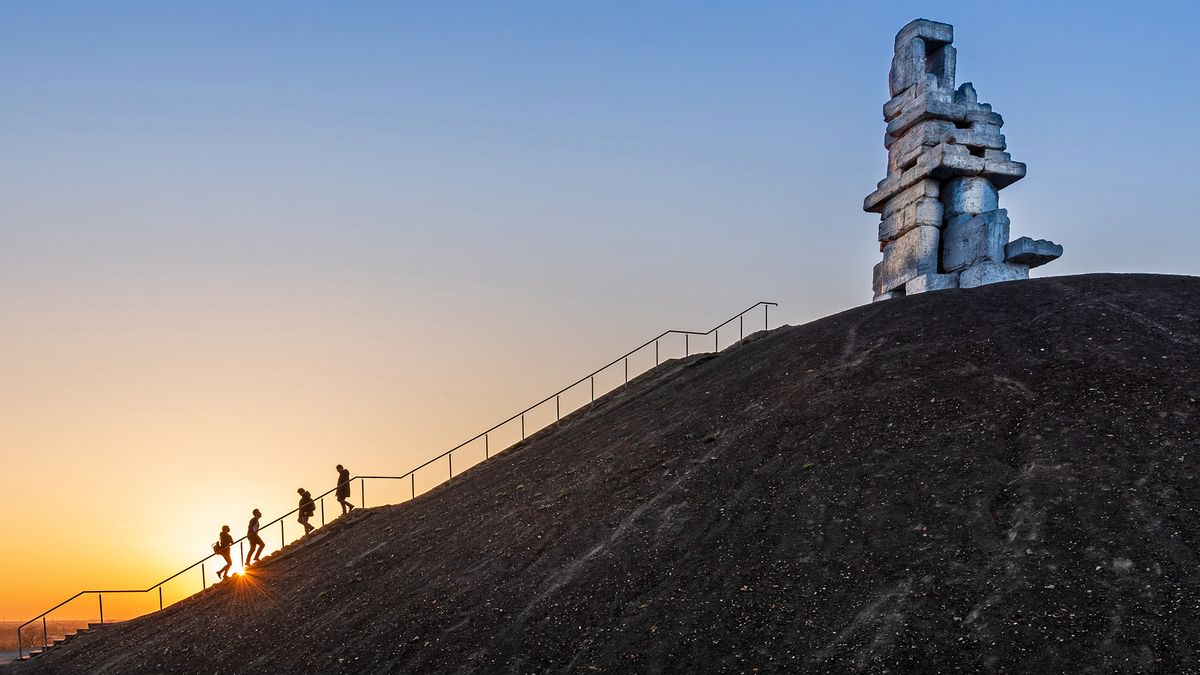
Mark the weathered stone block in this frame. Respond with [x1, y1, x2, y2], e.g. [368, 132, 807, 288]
[885, 94, 968, 138]
[883, 90, 913, 121]
[905, 272, 959, 295]
[890, 37, 927, 96]
[881, 179, 940, 220]
[875, 225, 940, 293]
[894, 18, 953, 51]
[981, 156, 1026, 188]
[951, 123, 1005, 150]
[942, 176, 998, 218]
[924, 142, 985, 179]
[888, 119, 955, 171]
[1005, 237, 1063, 268]
[879, 197, 943, 242]
[865, 142, 984, 212]
[966, 108, 1003, 127]
[943, 209, 1009, 272]
[959, 261, 1029, 288]
[873, 290, 902, 303]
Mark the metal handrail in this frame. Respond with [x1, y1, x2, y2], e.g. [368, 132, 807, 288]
[15, 301, 777, 659]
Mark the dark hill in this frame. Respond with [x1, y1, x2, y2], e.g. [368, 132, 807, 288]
[9, 273, 1200, 674]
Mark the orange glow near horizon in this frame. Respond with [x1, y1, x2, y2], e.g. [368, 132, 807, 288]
[0, 288, 736, 622]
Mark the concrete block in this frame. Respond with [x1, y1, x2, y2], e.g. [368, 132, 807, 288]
[888, 119, 955, 171]
[883, 89, 917, 121]
[981, 156, 1027, 188]
[959, 261, 1029, 288]
[881, 179, 940, 220]
[924, 142, 985, 179]
[885, 94, 967, 138]
[865, 142, 984, 212]
[951, 123, 1005, 150]
[890, 37, 927, 97]
[905, 272, 959, 295]
[942, 208, 1009, 272]
[873, 291, 902, 303]
[894, 19, 953, 51]
[879, 197, 943, 242]
[966, 108, 1003, 127]
[942, 176, 998, 218]
[1005, 237, 1063, 268]
[876, 225, 940, 293]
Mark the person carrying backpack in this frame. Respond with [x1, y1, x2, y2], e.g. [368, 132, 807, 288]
[297, 488, 316, 534]
[213, 525, 234, 579]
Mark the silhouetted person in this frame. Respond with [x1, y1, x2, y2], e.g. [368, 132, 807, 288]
[297, 488, 315, 534]
[213, 525, 234, 579]
[246, 508, 265, 565]
[336, 464, 355, 514]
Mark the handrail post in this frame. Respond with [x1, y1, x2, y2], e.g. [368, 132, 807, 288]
[43, 615, 47, 650]
[239, 541, 244, 568]
[99, 593, 104, 625]
[17, 628, 22, 659]
[714, 329, 718, 352]
[201, 563, 206, 590]
[655, 339, 659, 365]
[765, 304, 769, 330]
[590, 376, 594, 403]
[449, 454, 453, 480]
[320, 498, 325, 526]
[521, 413, 525, 440]
[280, 520, 285, 549]
[740, 314, 744, 340]
[555, 395, 560, 423]
[361, 478, 365, 507]
[158, 586, 163, 610]
[624, 357, 628, 383]
[485, 433, 489, 459]
[685, 334, 689, 356]
[411, 473, 415, 499]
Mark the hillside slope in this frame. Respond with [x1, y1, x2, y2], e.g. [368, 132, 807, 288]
[8, 273, 1200, 674]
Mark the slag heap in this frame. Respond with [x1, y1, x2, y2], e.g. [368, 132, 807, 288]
[864, 19, 1062, 301]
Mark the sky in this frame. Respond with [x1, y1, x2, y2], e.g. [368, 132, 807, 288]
[1, 1, 1198, 621]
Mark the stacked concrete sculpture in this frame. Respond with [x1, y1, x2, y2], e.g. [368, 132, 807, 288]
[864, 19, 1062, 301]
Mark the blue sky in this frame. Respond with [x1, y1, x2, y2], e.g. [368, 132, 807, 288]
[4, 1, 1197, 325]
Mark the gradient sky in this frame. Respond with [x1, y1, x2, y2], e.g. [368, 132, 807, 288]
[2, 1, 1197, 620]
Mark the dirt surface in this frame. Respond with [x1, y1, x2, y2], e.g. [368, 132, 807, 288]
[7, 273, 1200, 674]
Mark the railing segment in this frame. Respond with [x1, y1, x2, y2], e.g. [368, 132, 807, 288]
[16, 301, 777, 658]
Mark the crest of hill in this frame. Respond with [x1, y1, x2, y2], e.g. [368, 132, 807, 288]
[9, 273, 1200, 674]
